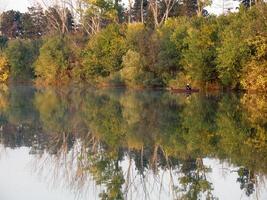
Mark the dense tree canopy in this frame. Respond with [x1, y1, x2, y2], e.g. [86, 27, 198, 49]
[0, 1, 266, 90]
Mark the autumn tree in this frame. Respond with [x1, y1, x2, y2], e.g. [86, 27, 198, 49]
[241, 36, 267, 91]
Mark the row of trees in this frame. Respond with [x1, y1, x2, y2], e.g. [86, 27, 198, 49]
[0, 0, 199, 39]
[0, 6, 74, 39]
[0, 2, 266, 91]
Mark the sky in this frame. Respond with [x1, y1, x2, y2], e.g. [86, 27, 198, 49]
[0, 0, 30, 11]
[1, 0, 31, 12]
[0, 0, 245, 16]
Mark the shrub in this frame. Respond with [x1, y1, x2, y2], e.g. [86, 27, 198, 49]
[0, 36, 8, 51]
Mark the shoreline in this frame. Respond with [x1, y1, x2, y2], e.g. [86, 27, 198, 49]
[2, 81, 266, 94]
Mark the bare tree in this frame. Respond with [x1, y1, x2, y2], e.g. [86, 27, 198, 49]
[56, 0, 116, 35]
[31, 0, 73, 34]
[149, 0, 180, 27]
[128, 0, 133, 23]
[141, 0, 144, 23]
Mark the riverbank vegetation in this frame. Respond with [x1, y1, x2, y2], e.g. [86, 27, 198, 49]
[0, 1, 266, 91]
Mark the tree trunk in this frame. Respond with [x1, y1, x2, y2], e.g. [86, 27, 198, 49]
[141, 0, 144, 23]
[128, 0, 132, 23]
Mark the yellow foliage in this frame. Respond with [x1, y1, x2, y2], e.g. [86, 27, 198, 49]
[126, 135, 144, 150]
[245, 126, 267, 149]
[241, 93, 267, 150]
[241, 36, 267, 91]
[241, 94, 267, 126]
[241, 61, 267, 91]
[120, 92, 142, 125]
[127, 23, 145, 35]
[0, 85, 9, 111]
[126, 23, 145, 46]
[0, 55, 10, 83]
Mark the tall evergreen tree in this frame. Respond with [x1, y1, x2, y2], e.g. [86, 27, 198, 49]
[0, 10, 22, 38]
[21, 13, 35, 38]
[28, 5, 48, 37]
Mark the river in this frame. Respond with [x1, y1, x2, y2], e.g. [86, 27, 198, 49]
[0, 85, 266, 200]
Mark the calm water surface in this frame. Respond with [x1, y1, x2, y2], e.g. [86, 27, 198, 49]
[0, 85, 266, 200]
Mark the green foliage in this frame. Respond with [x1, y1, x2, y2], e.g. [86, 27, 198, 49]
[34, 89, 70, 132]
[124, 23, 164, 87]
[216, 15, 249, 88]
[120, 49, 159, 87]
[121, 50, 144, 86]
[82, 0, 123, 34]
[5, 39, 38, 81]
[0, 36, 8, 51]
[182, 17, 219, 86]
[85, 0, 117, 20]
[123, 23, 163, 87]
[20, 13, 35, 38]
[34, 36, 75, 84]
[157, 18, 189, 86]
[28, 5, 48, 38]
[155, 19, 183, 84]
[7, 86, 38, 125]
[0, 9, 47, 39]
[216, 5, 267, 89]
[0, 4, 267, 90]
[82, 24, 127, 80]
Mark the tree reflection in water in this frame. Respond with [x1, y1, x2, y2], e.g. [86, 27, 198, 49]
[0, 86, 266, 199]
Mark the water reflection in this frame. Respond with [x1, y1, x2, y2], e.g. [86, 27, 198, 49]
[0, 86, 267, 200]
